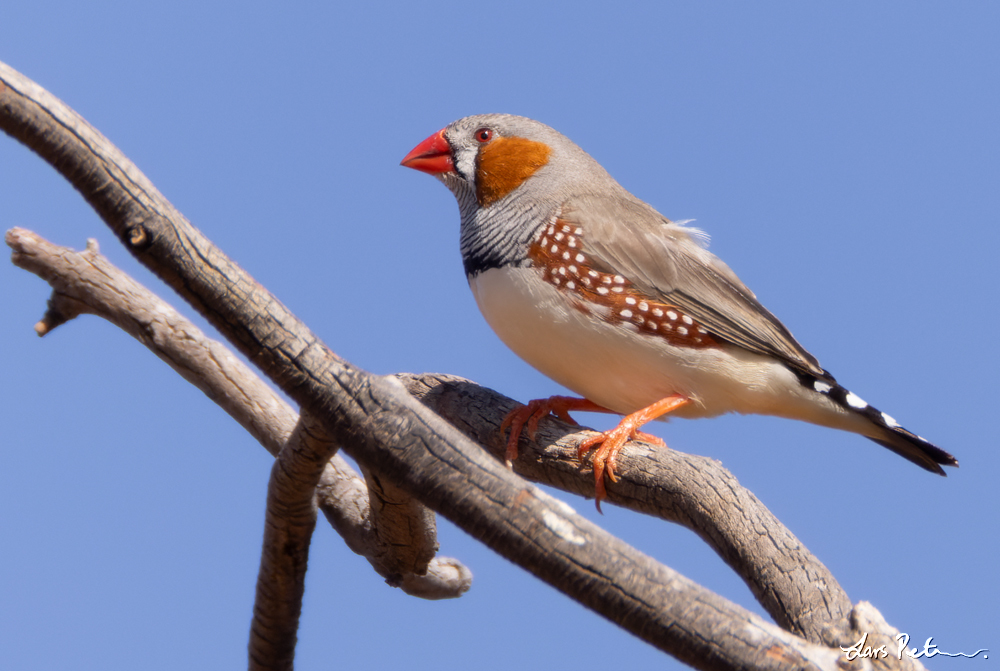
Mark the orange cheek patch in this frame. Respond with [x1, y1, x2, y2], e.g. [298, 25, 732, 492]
[476, 137, 551, 207]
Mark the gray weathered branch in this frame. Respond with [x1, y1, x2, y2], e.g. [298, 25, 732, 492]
[400, 372, 855, 644]
[250, 411, 334, 671]
[5, 227, 471, 601]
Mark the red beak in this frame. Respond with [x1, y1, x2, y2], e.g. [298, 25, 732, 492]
[400, 129, 455, 174]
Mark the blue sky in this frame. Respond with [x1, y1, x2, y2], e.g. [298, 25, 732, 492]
[1, 3, 997, 669]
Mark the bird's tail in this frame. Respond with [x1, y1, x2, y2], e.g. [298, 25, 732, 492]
[866, 426, 957, 475]
[802, 373, 958, 474]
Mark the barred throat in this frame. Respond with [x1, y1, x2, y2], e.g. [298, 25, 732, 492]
[458, 189, 554, 277]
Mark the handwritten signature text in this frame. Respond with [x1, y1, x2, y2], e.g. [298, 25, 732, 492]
[841, 632, 988, 661]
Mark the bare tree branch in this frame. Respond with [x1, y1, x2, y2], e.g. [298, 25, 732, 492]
[1, 60, 925, 670]
[250, 411, 334, 671]
[5, 227, 471, 599]
[9, 224, 849, 636]
[360, 463, 440, 577]
[5, 227, 846, 671]
[399, 373, 855, 645]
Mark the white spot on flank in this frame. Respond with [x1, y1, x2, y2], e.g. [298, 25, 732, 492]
[568, 265, 577, 273]
[558, 267, 566, 276]
[667, 310, 678, 321]
[845, 392, 868, 409]
[550, 245, 558, 254]
[602, 276, 612, 284]
[677, 326, 688, 336]
[638, 301, 649, 312]
[554, 232, 565, 241]
[588, 269, 599, 278]
[566, 281, 576, 290]
[561, 224, 572, 233]
[682, 315, 693, 325]
[568, 238, 577, 248]
[625, 296, 637, 305]
[613, 275, 625, 284]
[540, 237, 548, 247]
[597, 286, 609, 295]
[652, 308, 663, 317]
[574, 227, 583, 235]
[620, 309, 633, 318]
[582, 277, 592, 286]
[552, 277, 561, 285]
[575, 253, 586, 263]
[611, 286, 624, 293]
[813, 381, 832, 393]
[649, 323, 658, 331]
[546, 225, 555, 235]
[882, 412, 901, 428]
[562, 251, 571, 260]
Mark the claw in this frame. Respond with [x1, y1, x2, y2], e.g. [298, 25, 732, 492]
[500, 394, 689, 512]
[575, 395, 689, 511]
[500, 396, 608, 465]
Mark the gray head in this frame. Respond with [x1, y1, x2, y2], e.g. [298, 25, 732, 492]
[403, 113, 620, 212]
[401, 114, 628, 275]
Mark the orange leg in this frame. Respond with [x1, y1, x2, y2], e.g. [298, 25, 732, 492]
[576, 395, 689, 509]
[500, 396, 609, 465]
[501, 394, 689, 510]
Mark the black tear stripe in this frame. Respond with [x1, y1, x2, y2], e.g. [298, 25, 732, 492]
[790, 368, 958, 473]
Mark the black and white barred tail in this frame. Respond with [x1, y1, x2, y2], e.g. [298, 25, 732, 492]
[800, 373, 958, 474]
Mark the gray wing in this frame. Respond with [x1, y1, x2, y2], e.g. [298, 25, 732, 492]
[560, 194, 828, 379]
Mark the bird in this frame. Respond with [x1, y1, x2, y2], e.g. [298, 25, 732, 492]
[400, 113, 957, 505]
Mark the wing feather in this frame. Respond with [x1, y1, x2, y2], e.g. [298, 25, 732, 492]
[560, 195, 827, 378]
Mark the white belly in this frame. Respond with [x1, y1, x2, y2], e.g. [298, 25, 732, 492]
[470, 266, 866, 432]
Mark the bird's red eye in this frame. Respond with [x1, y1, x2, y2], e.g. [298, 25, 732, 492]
[474, 128, 493, 143]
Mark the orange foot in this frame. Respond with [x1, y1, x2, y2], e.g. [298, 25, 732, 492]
[576, 395, 689, 510]
[500, 394, 689, 511]
[500, 396, 609, 464]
